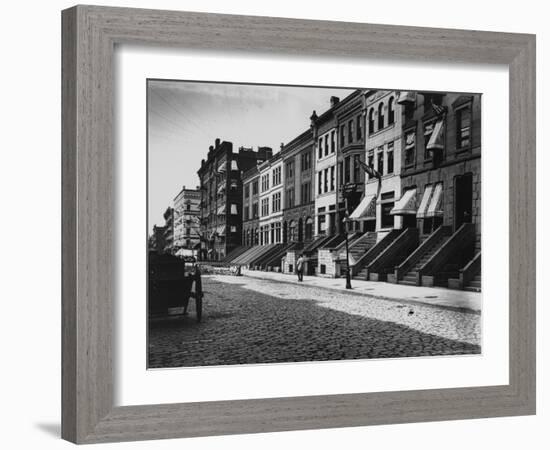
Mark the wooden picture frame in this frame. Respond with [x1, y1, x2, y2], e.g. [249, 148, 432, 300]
[62, 5, 536, 444]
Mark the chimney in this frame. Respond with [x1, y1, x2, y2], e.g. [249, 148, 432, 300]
[330, 96, 340, 107]
[215, 138, 220, 148]
[310, 110, 318, 127]
[280, 142, 284, 151]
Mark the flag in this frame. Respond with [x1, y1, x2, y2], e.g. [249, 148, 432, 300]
[357, 159, 381, 180]
[431, 99, 446, 116]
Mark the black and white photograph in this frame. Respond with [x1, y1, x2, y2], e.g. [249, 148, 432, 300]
[147, 80, 482, 369]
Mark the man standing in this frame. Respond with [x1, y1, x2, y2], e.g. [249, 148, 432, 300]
[296, 254, 305, 282]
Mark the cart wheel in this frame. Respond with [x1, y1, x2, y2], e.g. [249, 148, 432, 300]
[196, 296, 202, 323]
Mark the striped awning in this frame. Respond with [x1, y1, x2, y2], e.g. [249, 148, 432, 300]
[216, 225, 226, 236]
[416, 185, 434, 219]
[217, 183, 226, 193]
[216, 205, 226, 215]
[349, 194, 376, 221]
[217, 161, 227, 172]
[426, 183, 443, 217]
[426, 119, 445, 150]
[390, 188, 417, 215]
[397, 91, 416, 104]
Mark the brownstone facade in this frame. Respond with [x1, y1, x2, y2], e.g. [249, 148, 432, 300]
[398, 92, 481, 247]
[242, 166, 260, 246]
[281, 129, 315, 243]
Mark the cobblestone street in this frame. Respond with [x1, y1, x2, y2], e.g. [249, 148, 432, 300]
[148, 275, 481, 368]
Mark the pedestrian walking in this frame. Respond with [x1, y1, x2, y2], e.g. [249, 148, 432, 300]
[296, 254, 305, 282]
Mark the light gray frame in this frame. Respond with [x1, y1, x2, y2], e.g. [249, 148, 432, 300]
[62, 5, 536, 444]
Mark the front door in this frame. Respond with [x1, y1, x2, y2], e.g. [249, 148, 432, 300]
[455, 173, 473, 230]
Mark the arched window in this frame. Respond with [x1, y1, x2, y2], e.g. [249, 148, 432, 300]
[368, 109, 375, 134]
[388, 97, 395, 125]
[378, 102, 385, 130]
[305, 217, 313, 241]
[289, 220, 296, 242]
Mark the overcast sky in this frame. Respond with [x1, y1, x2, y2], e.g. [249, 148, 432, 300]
[147, 80, 355, 230]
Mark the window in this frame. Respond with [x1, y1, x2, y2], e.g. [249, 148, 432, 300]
[323, 168, 329, 193]
[186, 228, 190, 236]
[368, 109, 375, 134]
[456, 106, 472, 149]
[230, 225, 237, 233]
[301, 151, 311, 171]
[378, 103, 385, 129]
[324, 134, 329, 156]
[261, 198, 269, 216]
[252, 202, 259, 218]
[231, 204, 238, 215]
[353, 154, 361, 183]
[286, 160, 294, 178]
[286, 188, 295, 208]
[340, 124, 345, 146]
[272, 192, 281, 212]
[244, 205, 249, 220]
[404, 130, 415, 166]
[318, 172, 322, 194]
[244, 184, 250, 198]
[252, 180, 258, 195]
[273, 166, 281, 185]
[261, 173, 270, 192]
[318, 214, 326, 234]
[301, 182, 311, 204]
[423, 121, 435, 159]
[275, 222, 281, 243]
[377, 149, 384, 175]
[338, 162, 343, 186]
[344, 156, 351, 183]
[186, 202, 191, 211]
[318, 138, 323, 159]
[348, 120, 353, 144]
[387, 142, 394, 174]
[305, 217, 313, 240]
[388, 97, 395, 125]
[330, 166, 335, 191]
[331, 130, 336, 153]
[356, 115, 362, 140]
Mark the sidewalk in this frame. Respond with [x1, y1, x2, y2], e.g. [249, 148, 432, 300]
[241, 269, 481, 313]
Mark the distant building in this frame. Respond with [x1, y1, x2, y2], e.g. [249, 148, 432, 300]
[258, 152, 284, 245]
[149, 225, 167, 253]
[162, 207, 174, 254]
[197, 139, 272, 260]
[173, 186, 201, 255]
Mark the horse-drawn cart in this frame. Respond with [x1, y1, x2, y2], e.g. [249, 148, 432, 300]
[148, 252, 203, 321]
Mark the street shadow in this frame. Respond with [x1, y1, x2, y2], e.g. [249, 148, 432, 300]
[148, 278, 481, 369]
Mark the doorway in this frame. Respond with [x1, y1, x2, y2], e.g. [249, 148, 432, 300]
[455, 173, 473, 230]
